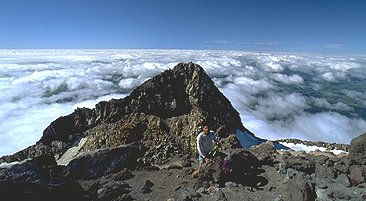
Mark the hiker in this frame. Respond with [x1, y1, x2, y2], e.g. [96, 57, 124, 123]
[196, 123, 220, 164]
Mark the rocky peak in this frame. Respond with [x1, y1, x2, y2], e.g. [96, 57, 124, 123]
[2, 62, 254, 164]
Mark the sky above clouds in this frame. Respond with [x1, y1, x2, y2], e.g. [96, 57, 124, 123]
[0, 0, 365, 53]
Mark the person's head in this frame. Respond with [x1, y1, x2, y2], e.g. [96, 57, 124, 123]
[201, 123, 210, 135]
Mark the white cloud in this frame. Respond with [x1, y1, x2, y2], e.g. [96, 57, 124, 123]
[333, 102, 353, 111]
[271, 73, 304, 84]
[0, 49, 365, 156]
[233, 76, 273, 94]
[253, 93, 309, 119]
[321, 72, 346, 82]
[241, 112, 366, 144]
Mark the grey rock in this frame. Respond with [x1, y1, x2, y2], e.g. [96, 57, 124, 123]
[317, 182, 328, 189]
[282, 154, 315, 174]
[332, 159, 348, 174]
[350, 198, 365, 201]
[250, 141, 277, 165]
[211, 190, 228, 201]
[316, 187, 331, 201]
[349, 165, 366, 186]
[349, 132, 366, 165]
[224, 181, 238, 187]
[335, 174, 351, 187]
[277, 173, 316, 201]
[315, 163, 336, 182]
[286, 168, 298, 179]
[0, 154, 60, 182]
[196, 187, 207, 194]
[333, 189, 349, 200]
[65, 143, 143, 179]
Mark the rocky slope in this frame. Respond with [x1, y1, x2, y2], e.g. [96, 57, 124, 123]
[1, 62, 366, 201]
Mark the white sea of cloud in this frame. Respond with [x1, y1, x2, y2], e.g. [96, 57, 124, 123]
[1, 49, 366, 156]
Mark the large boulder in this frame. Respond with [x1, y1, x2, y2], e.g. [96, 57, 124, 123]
[0, 155, 86, 201]
[0, 154, 61, 182]
[64, 143, 143, 180]
[349, 132, 366, 165]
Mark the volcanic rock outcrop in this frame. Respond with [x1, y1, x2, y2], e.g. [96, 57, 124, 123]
[1, 62, 255, 165]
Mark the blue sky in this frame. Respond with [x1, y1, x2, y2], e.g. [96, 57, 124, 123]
[0, 0, 365, 53]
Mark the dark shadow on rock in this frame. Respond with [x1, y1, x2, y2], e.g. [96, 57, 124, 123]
[237, 174, 269, 191]
[193, 149, 268, 190]
[0, 180, 87, 201]
[79, 176, 132, 201]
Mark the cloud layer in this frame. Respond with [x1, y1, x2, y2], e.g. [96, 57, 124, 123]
[1, 49, 365, 156]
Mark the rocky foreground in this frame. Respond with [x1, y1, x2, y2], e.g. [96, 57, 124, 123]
[1, 62, 366, 201]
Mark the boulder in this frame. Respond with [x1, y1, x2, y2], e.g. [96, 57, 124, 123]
[0, 155, 86, 201]
[348, 165, 366, 186]
[277, 173, 316, 201]
[250, 141, 277, 165]
[315, 163, 336, 182]
[349, 132, 366, 165]
[64, 143, 143, 179]
[0, 154, 62, 182]
[281, 153, 315, 174]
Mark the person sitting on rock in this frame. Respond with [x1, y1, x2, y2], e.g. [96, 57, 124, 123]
[196, 123, 220, 164]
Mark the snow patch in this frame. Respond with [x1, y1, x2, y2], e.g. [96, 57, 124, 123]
[280, 142, 347, 155]
[57, 137, 88, 165]
[0, 158, 30, 169]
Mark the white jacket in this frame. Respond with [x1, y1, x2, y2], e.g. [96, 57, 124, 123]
[196, 131, 217, 157]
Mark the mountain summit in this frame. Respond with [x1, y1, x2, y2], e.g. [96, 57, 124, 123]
[2, 62, 256, 164]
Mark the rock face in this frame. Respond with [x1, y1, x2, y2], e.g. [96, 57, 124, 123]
[1, 62, 366, 201]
